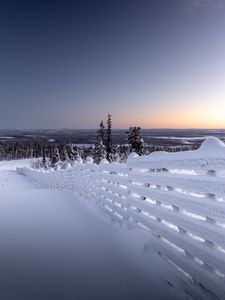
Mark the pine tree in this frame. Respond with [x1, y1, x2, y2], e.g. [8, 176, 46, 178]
[98, 120, 105, 144]
[67, 144, 75, 161]
[59, 144, 69, 161]
[105, 113, 112, 161]
[112, 145, 120, 163]
[94, 135, 107, 164]
[42, 146, 46, 165]
[72, 145, 80, 160]
[127, 126, 144, 156]
[94, 121, 107, 164]
[51, 147, 60, 167]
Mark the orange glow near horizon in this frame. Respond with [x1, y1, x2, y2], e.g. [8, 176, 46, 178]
[115, 102, 225, 129]
[141, 113, 225, 129]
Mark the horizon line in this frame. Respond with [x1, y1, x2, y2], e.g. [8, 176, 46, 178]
[0, 127, 225, 131]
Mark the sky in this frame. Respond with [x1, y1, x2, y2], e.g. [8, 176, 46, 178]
[0, 0, 225, 129]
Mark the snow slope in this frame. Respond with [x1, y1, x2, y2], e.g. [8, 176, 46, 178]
[0, 160, 190, 300]
[16, 137, 225, 300]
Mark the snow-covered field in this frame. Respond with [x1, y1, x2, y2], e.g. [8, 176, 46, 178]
[15, 137, 225, 300]
[0, 160, 191, 300]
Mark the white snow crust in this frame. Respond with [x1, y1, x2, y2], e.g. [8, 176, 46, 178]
[0, 137, 224, 299]
[0, 160, 189, 300]
[16, 137, 225, 300]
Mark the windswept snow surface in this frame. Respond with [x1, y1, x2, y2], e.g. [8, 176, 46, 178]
[128, 137, 225, 162]
[127, 137, 225, 173]
[0, 160, 189, 300]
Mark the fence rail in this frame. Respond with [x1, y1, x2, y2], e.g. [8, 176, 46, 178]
[17, 137, 225, 300]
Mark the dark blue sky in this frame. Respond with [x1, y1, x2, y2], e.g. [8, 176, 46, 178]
[1, 0, 225, 128]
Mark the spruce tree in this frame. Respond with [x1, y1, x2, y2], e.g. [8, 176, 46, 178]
[94, 121, 107, 164]
[73, 145, 80, 160]
[59, 144, 69, 161]
[94, 135, 107, 164]
[127, 126, 144, 156]
[105, 113, 112, 161]
[42, 147, 46, 165]
[51, 147, 60, 167]
[98, 120, 105, 144]
[67, 144, 75, 161]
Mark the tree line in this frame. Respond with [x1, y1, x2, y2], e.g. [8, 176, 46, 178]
[0, 114, 198, 167]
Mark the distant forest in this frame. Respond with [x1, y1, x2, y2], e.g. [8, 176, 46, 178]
[0, 115, 198, 164]
[0, 140, 196, 161]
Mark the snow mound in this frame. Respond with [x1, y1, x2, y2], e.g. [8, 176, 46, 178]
[128, 152, 139, 160]
[198, 137, 225, 156]
[127, 137, 225, 172]
[100, 158, 109, 165]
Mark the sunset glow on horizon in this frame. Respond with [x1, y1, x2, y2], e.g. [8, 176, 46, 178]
[114, 111, 225, 130]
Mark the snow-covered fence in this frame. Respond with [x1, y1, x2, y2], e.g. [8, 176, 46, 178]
[17, 137, 225, 299]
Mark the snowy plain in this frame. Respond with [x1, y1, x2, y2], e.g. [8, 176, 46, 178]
[14, 137, 225, 300]
[0, 159, 191, 300]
